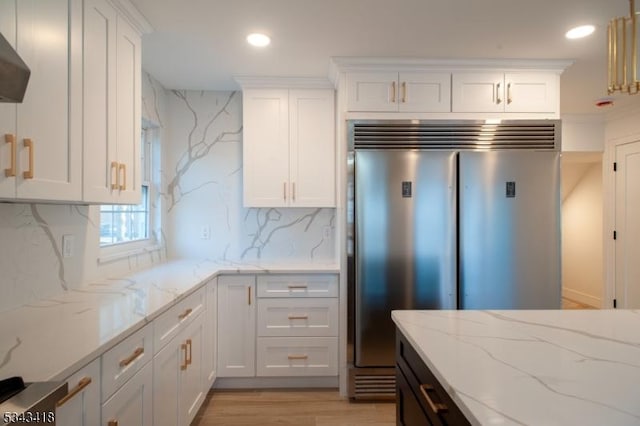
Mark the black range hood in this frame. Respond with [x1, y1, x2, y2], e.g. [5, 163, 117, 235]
[0, 32, 30, 103]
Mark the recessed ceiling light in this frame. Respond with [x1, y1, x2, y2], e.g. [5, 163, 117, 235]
[565, 25, 595, 40]
[247, 33, 271, 47]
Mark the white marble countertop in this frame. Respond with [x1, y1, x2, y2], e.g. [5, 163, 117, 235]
[392, 309, 640, 426]
[0, 259, 338, 382]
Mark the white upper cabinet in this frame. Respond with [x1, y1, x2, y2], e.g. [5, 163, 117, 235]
[452, 72, 558, 113]
[0, 0, 82, 201]
[83, 0, 142, 204]
[242, 88, 335, 208]
[346, 72, 451, 112]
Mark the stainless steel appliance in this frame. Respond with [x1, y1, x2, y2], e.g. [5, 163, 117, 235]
[0, 377, 67, 425]
[347, 120, 561, 399]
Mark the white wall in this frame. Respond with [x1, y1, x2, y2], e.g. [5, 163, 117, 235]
[561, 114, 604, 152]
[0, 72, 168, 312]
[561, 161, 603, 307]
[163, 90, 336, 264]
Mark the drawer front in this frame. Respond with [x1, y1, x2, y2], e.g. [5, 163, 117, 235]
[153, 286, 206, 353]
[102, 323, 153, 402]
[257, 274, 338, 298]
[56, 357, 101, 426]
[256, 337, 338, 377]
[257, 298, 338, 337]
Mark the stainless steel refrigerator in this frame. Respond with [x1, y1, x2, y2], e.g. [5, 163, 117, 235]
[347, 120, 561, 398]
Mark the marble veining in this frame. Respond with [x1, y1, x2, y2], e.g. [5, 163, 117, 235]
[393, 310, 640, 426]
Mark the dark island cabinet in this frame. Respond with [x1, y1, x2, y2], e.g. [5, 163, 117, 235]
[396, 331, 471, 426]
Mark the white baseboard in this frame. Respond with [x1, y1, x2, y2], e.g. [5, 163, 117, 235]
[213, 376, 339, 389]
[563, 287, 602, 308]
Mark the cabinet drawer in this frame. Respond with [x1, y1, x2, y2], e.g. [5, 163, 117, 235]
[257, 298, 338, 337]
[56, 357, 101, 426]
[154, 286, 206, 353]
[102, 323, 153, 402]
[256, 337, 337, 377]
[257, 274, 338, 298]
[102, 361, 153, 426]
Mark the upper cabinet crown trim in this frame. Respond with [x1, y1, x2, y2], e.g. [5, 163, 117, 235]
[109, 0, 153, 34]
[234, 76, 334, 90]
[328, 57, 574, 87]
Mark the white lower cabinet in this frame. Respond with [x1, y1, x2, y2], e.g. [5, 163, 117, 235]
[256, 337, 338, 377]
[55, 358, 100, 426]
[217, 275, 256, 377]
[204, 279, 217, 387]
[102, 362, 153, 426]
[153, 312, 206, 426]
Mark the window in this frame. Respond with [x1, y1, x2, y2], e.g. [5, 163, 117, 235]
[100, 126, 154, 247]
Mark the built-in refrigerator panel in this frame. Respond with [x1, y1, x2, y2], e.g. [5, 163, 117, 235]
[354, 150, 456, 367]
[459, 151, 561, 309]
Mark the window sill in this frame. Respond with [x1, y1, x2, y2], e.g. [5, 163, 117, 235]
[98, 241, 163, 264]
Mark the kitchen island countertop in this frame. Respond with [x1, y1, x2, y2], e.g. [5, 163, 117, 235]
[392, 309, 640, 426]
[0, 259, 338, 382]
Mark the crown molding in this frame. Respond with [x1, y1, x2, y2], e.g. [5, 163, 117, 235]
[234, 76, 334, 90]
[109, 0, 154, 34]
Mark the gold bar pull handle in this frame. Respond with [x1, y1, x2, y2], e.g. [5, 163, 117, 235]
[186, 338, 193, 366]
[391, 81, 396, 103]
[56, 377, 92, 407]
[402, 81, 407, 103]
[180, 343, 188, 370]
[507, 83, 512, 104]
[119, 163, 126, 190]
[110, 161, 119, 190]
[496, 83, 502, 104]
[248, 286, 252, 305]
[287, 354, 308, 360]
[288, 314, 309, 320]
[292, 182, 296, 201]
[283, 182, 287, 201]
[419, 384, 448, 415]
[4, 134, 16, 177]
[119, 347, 144, 368]
[178, 308, 193, 320]
[108, 421, 118, 426]
[23, 138, 34, 179]
[287, 285, 308, 290]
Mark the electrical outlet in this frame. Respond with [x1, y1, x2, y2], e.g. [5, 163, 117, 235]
[62, 234, 75, 258]
[323, 226, 332, 239]
[201, 226, 211, 240]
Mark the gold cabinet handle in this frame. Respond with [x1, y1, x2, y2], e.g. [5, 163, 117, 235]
[419, 384, 448, 414]
[507, 83, 512, 104]
[283, 182, 287, 201]
[287, 285, 308, 289]
[23, 138, 34, 179]
[56, 377, 92, 407]
[292, 182, 296, 201]
[119, 347, 144, 368]
[248, 286, 252, 305]
[4, 134, 16, 177]
[118, 163, 126, 190]
[391, 81, 396, 103]
[287, 314, 309, 320]
[108, 421, 118, 426]
[110, 162, 119, 190]
[287, 354, 308, 360]
[178, 308, 193, 320]
[496, 82, 502, 104]
[180, 342, 188, 370]
[186, 338, 193, 366]
[402, 81, 407, 103]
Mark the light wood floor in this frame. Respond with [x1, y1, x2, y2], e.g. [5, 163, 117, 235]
[192, 390, 395, 426]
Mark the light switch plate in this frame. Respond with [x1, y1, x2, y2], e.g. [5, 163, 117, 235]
[62, 234, 75, 258]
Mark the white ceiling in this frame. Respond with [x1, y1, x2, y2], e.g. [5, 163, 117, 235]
[130, 0, 639, 114]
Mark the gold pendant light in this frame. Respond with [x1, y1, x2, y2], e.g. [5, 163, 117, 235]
[608, 0, 640, 94]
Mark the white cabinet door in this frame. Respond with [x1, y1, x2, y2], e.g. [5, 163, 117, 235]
[180, 314, 205, 426]
[55, 358, 101, 426]
[504, 72, 558, 113]
[289, 89, 335, 207]
[152, 336, 181, 426]
[204, 280, 217, 387]
[451, 72, 505, 113]
[346, 72, 398, 112]
[15, 0, 82, 201]
[0, 1, 17, 198]
[243, 90, 289, 207]
[115, 14, 142, 204]
[83, 0, 117, 202]
[398, 72, 451, 112]
[217, 275, 256, 377]
[102, 362, 153, 426]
